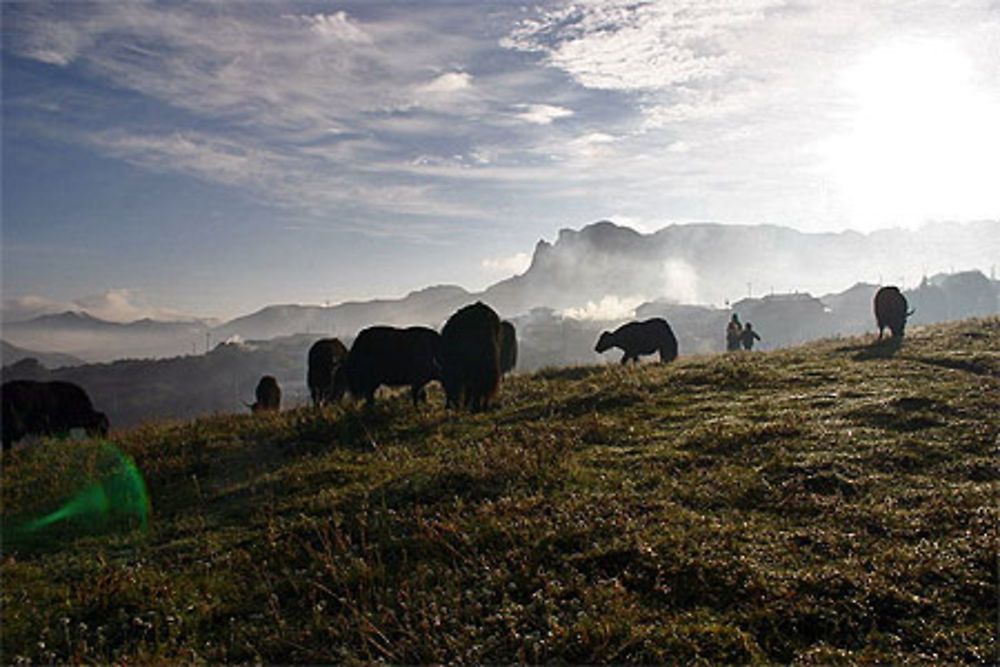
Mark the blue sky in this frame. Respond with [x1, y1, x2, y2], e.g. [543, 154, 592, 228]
[3, 0, 999, 322]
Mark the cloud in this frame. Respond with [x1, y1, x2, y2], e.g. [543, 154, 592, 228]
[85, 128, 487, 224]
[297, 11, 374, 43]
[4, 3, 497, 229]
[417, 71, 473, 95]
[562, 295, 644, 321]
[73, 289, 192, 323]
[1, 290, 192, 323]
[6, 0, 1000, 245]
[482, 252, 532, 275]
[2, 295, 72, 322]
[512, 104, 574, 124]
[502, 1, 783, 92]
[661, 258, 700, 305]
[4, 5, 96, 66]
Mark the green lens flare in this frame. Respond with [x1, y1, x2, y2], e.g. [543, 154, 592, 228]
[16, 441, 150, 537]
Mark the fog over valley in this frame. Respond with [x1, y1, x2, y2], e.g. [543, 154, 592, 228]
[3, 219, 999, 428]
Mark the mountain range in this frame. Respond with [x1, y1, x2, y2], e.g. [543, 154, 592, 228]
[3, 220, 998, 362]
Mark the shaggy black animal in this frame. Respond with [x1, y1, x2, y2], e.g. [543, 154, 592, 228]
[307, 338, 348, 406]
[595, 318, 678, 364]
[338, 326, 442, 406]
[874, 286, 912, 339]
[248, 375, 281, 413]
[499, 320, 518, 375]
[440, 302, 502, 411]
[2, 380, 109, 451]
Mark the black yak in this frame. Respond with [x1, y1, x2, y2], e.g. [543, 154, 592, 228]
[338, 326, 442, 406]
[499, 320, 518, 375]
[874, 286, 913, 339]
[248, 375, 281, 413]
[2, 380, 109, 451]
[440, 302, 502, 411]
[307, 338, 348, 406]
[595, 318, 678, 364]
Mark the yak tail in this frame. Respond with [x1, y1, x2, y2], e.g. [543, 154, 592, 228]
[906, 308, 916, 317]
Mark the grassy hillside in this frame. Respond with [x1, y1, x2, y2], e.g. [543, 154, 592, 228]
[2, 318, 998, 663]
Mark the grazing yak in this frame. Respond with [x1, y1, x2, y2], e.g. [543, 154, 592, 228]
[307, 338, 348, 406]
[338, 326, 442, 406]
[499, 320, 518, 375]
[874, 286, 913, 339]
[595, 317, 678, 364]
[440, 302, 503, 411]
[248, 375, 281, 413]
[2, 380, 109, 451]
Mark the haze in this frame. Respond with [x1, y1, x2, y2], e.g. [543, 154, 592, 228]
[3, 1, 999, 323]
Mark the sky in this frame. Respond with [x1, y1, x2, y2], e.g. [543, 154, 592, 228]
[3, 0, 999, 323]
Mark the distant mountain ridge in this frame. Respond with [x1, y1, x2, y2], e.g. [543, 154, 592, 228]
[2, 312, 211, 362]
[211, 285, 474, 342]
[481, 220, 999, 315]
[0, 341, 85, 369]
[4, 220, 998, 360]
[4, 270, 997, 428]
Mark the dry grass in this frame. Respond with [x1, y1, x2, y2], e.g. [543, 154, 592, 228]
[2, 318, 998, 662]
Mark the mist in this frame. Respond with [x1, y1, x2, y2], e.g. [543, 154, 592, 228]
[3, 220, 998, 368]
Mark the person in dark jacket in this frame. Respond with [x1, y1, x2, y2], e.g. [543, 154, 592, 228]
[740, 322, 761, 351]
[726, 313, 742, 351]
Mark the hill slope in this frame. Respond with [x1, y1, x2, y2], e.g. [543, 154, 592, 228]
[2, 318, 998, 663]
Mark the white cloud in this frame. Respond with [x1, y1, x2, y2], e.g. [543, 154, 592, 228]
[2, 295, 72, 322]
[661, 258, 700, 304]
[417, 71, 473, 95]
[4, 3, 538, 233]
[567, 132, 617, 159]
[6, 0, 1000, 246]
[512, 104, 574, 124]
[1, 290, 192, 323]
[73, 289, 190, 323]
[502, 1, 782, 92]
[297, 12, 373, 43]
[562, 295, 644, 321]
[481, 252, 532, 275]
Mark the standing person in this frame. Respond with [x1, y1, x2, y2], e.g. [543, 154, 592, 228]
[740, 322, 761, 350]
[726, 314, 742, 351]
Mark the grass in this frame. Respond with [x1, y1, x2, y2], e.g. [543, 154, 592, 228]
[2, 317, 998, 663]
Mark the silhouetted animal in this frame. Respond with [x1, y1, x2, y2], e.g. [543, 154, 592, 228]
[307, 338, 348, 406]
[595, 318, 678, 364]
[338, 326, 442, 406]
[248, 375, 281, 413]
[874, 286, 913, 339]
[499, 321, 518, 375]
[440, 302, 502, 411]
[2, 380, 109, 451]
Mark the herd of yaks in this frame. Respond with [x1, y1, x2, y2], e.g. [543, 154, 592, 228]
[1, 286, 912, 452]
[245, 302, 680, 415]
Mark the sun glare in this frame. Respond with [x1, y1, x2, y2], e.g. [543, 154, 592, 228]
[826, 38, 1000, 229]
